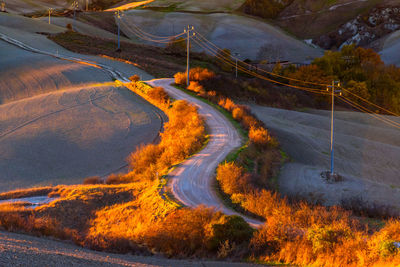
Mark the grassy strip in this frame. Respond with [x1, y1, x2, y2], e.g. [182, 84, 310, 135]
[172, 84, 248, 139]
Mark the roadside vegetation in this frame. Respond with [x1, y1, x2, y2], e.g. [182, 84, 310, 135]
[0, 80, 254, 258]
[1, 28, 399, 266]
[174, 67, 400, 266]
[107, 79, 206, 184]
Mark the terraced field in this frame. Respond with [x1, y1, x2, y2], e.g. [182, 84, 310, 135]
[380, 30, 400, 66]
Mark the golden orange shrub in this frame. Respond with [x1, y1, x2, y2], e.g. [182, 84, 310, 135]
[249, 126, 271, 146]
[174, 67, 216, 87]
[187, 81, 206, 95]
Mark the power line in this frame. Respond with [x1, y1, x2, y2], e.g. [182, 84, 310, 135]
[192, 36, 400, 129]
[191, 37, 330, 95]
[194, 31, 331, 88]
[115, 20, 399, 123]
[119, 17, 186, 42]
[339, 96, 400, 129]
[119, 19, 186, 44]
[194, 30, 400, 117]
[341, 87, 400, 117]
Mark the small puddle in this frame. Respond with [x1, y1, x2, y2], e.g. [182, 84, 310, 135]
[0, 196, 57, 209]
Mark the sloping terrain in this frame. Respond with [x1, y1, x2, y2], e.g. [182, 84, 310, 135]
[314, 4, 400, 49]
[120, 10, 323, 62]
[379, 29, 400, 66]
[0, 40, 109, 104]
[145, 0, 245, 12]
[0, 231, 257, 267]
[250, 104, 400, 213]
[1, 0, 70, 14]
[240, 0, 400, 54]
[0, 84, 163, 192]
[37, 16, 125, 41]
[0, 13, 162, 192]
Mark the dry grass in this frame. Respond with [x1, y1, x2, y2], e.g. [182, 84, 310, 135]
[105, 81, 205, 184]
[174, 67, 400, 266]
[0, 187, 56, 200]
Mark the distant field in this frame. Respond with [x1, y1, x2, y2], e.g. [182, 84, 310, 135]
[380, 30, 400, 66]
[145, 0, 246, 12]
[0, 85, 163, 192]
[121, 10, 323, 62]
[251, 104, 400, 212]
[0, 40, 109, 104]
[3, 0, 71, 14]
[0, 12, 163, 192]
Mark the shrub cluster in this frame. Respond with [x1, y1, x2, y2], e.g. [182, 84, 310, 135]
[143, 206, 254, 258]
[174, 67, 216, 86]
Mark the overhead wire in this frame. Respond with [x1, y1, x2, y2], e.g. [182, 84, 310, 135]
[119, 17, 186, 43]
[192, 35, 400, 128]
[338, 96, 400, 129]
[194, 30, 332, 88]
[119, 19, 186, 43]
[341, 87, 400, 117]
[194, 30, 400, 117]
[115, 20, 399, 121]
[128, 21, 186, 40]
[191, 36, 330, 95]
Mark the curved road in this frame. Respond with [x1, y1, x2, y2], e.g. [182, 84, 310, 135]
[147, 79, 263, 227]
[0, 31, 263, 225]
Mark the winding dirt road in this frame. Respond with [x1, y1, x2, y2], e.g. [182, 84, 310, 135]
[146, 79, 263, 227]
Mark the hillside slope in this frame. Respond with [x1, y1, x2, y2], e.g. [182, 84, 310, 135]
[0, 13, 162, 192]
[120, 10, 323, 62]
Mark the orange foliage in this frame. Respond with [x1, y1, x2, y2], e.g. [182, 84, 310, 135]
[174, 67, 216, 86]
[147, 86, 170, 106]
[218, 97, 237, 112]
[216, 162, 251, 195]
[187, 81, 206, 95]
[109, 82, 205, 184]
[249, 126, 271, 146]
[143, 206, 254, 257]
[174, 71, 187, 86]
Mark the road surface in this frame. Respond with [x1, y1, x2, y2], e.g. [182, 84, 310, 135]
[147, 79, 263, 227]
